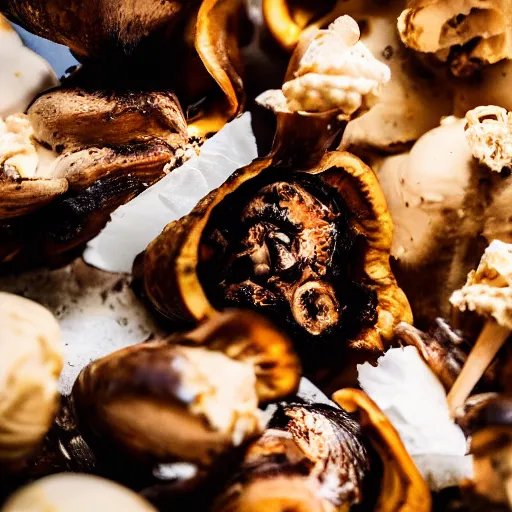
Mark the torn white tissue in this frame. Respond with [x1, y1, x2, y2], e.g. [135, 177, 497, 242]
[358, 346, 473, 491]
[84, 112, 258, 273]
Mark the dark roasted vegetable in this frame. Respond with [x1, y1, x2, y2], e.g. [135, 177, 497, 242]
[72, 311, 300, 467]
[0, 0, 246, 267]
[213, 402, 376, 512]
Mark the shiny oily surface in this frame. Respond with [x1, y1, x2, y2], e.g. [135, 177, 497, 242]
[1, 473, 157, 511]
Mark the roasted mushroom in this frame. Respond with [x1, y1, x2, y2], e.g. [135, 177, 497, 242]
[0, 0, 246, 267]
[139, 16, 411, 377]
[261, 0, 454, 154]
[0, 293, 63, 468]
[72, 311, 300, 468]
[398, 0, 512, 77]
[1, 473, 157, 511]
[214, 390, 431, 511]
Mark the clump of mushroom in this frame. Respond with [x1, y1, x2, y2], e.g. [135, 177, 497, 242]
[0, 0, 246, 267]
[72, 311, 300, 468]
[398, 0, 512, 77]
[447, 240, 512, 411]
[261, 0, 455, 154]
[0, 292, 63, 467]
[139, 15, 411, 383]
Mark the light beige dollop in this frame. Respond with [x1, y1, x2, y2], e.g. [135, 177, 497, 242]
[465, 105, 512, 172]
[0, 292, 63, 463]
[1, 473, 157, 512]
[377, 114, 512, 324]
[171, 346, 264, 445]
[0, 15, 59, 118]
[450, 240, 512, 329]
[257, 15, 390, 116]
[0, 113, 38, 178]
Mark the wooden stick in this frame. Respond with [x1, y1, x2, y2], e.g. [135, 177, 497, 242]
[447, 320, 510, 413]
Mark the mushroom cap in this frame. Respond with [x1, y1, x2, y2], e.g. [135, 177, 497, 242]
[1, 473, 157, 511]
[0, 0, 200, 62]
[0, 292, 63, 464]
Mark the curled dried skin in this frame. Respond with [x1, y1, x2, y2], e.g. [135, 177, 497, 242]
[213, 403, 377, 512]
[396, 319, 509, 392]
[199, 173, 378, 365]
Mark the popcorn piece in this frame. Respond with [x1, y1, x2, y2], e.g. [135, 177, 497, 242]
[450, 240, 512, 329]
[465, 105, 512, 173]
[0, 113, 39, 178]
[257, 16, 390, 116]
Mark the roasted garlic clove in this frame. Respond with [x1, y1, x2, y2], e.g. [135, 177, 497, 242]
[0, 293, 63, 467]
[1, 473, 157, 511]
[72, 311, 299, 467]
[212, 402, 376, 511]
[171, 310, 301, 402]
[398, 0, 512, 77]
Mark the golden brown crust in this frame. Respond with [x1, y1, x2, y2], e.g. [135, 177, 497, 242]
[332, 389, 432, 512]
[0, 178, 68, 219]
[191, 0, 245, 137]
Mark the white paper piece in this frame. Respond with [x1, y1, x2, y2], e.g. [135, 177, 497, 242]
[0, 260, 162, 395]
[84, 112, 258, 273]
[358, 346, 473, 491]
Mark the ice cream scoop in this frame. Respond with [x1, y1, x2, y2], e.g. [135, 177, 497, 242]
[377, 110, 512, 326]
[0, 292, 63, 466]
